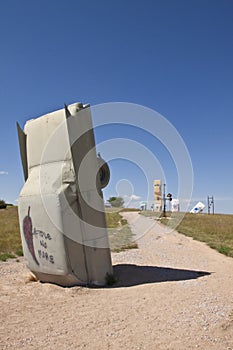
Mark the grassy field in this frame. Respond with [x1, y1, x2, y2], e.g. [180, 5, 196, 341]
[2, 207, 232, 261]
[141, 211, 233, 258]
[0, 207, 137, 261]
[0, 206, 23, 261]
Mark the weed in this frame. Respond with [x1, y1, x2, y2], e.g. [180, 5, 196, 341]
[218, 245, 231, 255]
[105, 272, 117, 286]
[15, 248, 23, 256]
[0, 252, 16, 262]
[120, 218, 127, 226]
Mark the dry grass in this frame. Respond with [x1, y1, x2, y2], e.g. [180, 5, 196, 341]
[0, 207, 23, 261]
[105, 211, 138, 252]
[105, 211, 122, 228]
[139, 210, 161, 219]
[0, 206, 137, 261]
[106, 211, 138, 252]
[2, 207, 232, 260]
[120, 208, 140, 212]
[144, 211, 233, 258]
[1, 207, 232, 259]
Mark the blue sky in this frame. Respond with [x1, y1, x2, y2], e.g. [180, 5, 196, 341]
[0, 0, 233, 213]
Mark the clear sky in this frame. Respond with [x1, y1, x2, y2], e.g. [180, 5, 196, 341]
[0, 0, 232, 213]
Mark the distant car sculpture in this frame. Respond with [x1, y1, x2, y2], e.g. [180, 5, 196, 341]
[17, 102, 112, 286]
[190, 201, 205, 214]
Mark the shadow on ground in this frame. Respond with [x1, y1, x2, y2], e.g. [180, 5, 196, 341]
[113, 264, 211, 287]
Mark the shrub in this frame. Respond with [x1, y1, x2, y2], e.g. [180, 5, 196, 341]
[105, 272, 117, 286]
[0, 199, 7, 209]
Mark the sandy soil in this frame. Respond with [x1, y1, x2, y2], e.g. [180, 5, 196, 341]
[0, 212, 233, 350]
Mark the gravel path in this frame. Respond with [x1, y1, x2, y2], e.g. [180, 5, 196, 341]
[0, 212, 233, 350]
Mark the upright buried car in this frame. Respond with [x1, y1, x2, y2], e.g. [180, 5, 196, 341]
[17, 102, 112, 286]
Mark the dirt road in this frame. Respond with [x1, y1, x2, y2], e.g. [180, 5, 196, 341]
[0, 212, 232, 349]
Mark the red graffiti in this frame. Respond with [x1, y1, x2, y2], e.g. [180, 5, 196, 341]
[23, 207, 39, 265]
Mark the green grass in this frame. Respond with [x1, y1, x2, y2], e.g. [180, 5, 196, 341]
[0, 252, 16, 261]
[142, 211, 233, 258]
[0, 206, 22, 261]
